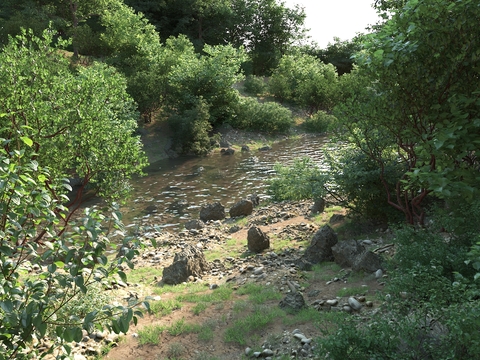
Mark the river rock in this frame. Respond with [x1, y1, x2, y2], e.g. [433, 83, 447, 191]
[353, 251, 384, 273]
[247, 226, 270, 253]
[199, 202, 225, 222]
[331, 240, 365, 268]
[185, 219, 205, 230]
[229, 199, 254, 217]
[162, 244, 210, 285]
[348, 297, 363, 311]
[296, 225, 338, 269]
[279, 292, 306, 313]
[310, 198, 325, 214]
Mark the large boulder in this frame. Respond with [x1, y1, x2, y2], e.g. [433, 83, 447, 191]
[162, 245, 210, 285]
[247, 226, 270, 253]
[331, 240, 365, 268]
[229, 199, 253, 218]
[185, 219, 205, 230]
[199, 202, 225, 222]
[331, 240, 384, 272]
[301, 225, 338, 265]
[310, 198, 325, 214]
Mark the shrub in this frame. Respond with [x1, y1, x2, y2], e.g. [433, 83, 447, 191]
[267, 157, 327, 202]
[243, 75, 267, 96]
[232, 97, 293, 133]
[303, 110, 337, 133]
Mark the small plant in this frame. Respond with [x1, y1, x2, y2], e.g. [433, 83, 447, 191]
[150, 299, 182, 317]
[167, 342, 185, 358]
[224, 305, 285, 345]
[138, 325, 165, 345]
[243, 75, 267, 95]
[303, 110, 337, 133]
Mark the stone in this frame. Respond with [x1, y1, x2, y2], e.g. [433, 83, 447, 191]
[279, 292, 306, 313]
[310, 198, 325, 214]
[331, 240, 365, 268]
[353, 251, 384, 273]
[247, 226, 270, 253]
[221, 147, 235, 155]
[229, 199, 254, 218]
[199, 202, 225, 222]
[162, 244, 210, 285]
[298, 225, 338, 266]
[185, 219, 205, 230]
[348, 297, 363, 311]
[329, 214, 345, 224]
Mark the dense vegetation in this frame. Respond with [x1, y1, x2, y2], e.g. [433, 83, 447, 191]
[0, 0, 479, 358]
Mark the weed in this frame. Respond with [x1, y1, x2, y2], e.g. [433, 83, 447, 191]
[337, 286, 368, 297]
[167, 318, 201, 336]
[224, 306, 285, 345]
[167, 342, 185, 358]
[138, 324, 165, 345]
[150, 299, 182, 317]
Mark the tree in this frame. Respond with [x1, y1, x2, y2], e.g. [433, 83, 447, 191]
[269, 52, 338, 113]
[0, 29, 148, 359]
[333, 0, 480, 224]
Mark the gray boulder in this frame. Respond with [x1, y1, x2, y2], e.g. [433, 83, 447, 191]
[247, 226, 270, 253]
[229, 199, 253, 218]
[162, 244, 210, 285]
[199, 202, 225, 222]
[301, 225, 338, 265]
[353, 251, 384, 273]
[331, 240, 365, 268]
[279, 292, 306, 313]
[185, 219, 205, 230]
[310, 198, 325, 214]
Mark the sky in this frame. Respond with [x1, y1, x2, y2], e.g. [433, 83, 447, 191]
[283, 0, 381, 48]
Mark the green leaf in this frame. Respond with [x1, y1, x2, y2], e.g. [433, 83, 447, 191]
[20, 137, 33, 147]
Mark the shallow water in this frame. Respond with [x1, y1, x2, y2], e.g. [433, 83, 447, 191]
[120, 134, 330, 231]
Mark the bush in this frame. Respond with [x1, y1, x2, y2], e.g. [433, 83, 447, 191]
[268, 157, 327, 202]
[243, 75, 267, 96]
[232, 97, 293, 133]
[303, 110, 337, 133]
[168, 98, 218, 155]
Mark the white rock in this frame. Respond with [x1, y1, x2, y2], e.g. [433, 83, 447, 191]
[375, 269, 383, 279]
[348, 297, 363, 311]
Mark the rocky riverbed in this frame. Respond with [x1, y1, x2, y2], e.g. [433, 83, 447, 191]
[35, 199, 392, 360]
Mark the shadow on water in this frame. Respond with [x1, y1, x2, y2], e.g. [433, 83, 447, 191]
[120, 134, 329, 232]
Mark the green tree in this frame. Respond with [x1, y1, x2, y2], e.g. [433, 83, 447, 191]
[269, 52, 338, 113]
[334, 0, 480, 224]
[0, 29, 147, 359]
[165, 43, 246, 153]
[0, 28, 148, 211]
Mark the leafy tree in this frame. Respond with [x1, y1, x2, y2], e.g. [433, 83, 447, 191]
[269, 52, 338, 113]
[334, 0, 480, 224]
[0, 28, 148, 213]
[165, 43, 246, 153]
[229, 0, 307, 75]
[0, 29, 147, 359]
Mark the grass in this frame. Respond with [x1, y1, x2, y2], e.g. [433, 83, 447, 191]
[176, 285, 233, 315]
[235, 283, 283, 304]
[127, 266, 163, 284]
[138, 324, 165, 345]
[150, 299, 182, 317]
[153, 282, 206, 296]
[336, 286, 369, 298]
[224, 305, 285, 345]
[302, 262, 343, 282]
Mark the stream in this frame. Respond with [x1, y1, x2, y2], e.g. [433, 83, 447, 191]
[120, 134, 330, 232]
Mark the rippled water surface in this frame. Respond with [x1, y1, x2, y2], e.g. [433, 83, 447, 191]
[121, 134, 330, 230]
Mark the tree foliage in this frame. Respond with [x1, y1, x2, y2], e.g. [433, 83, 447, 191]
[334, 0, 480, 224]
[0, 29, 148, 359]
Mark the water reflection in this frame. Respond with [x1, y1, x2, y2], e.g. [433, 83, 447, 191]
[121, 134, 328, 231]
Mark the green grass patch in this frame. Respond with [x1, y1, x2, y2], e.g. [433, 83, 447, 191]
[153, 282, 206, 296]
[167, 318, 201, 336]
[224, 305, 285, 345]
[236, 283, 282, 304]
[150, 298, 182, 317]
[283, 307, 325, 326]
[138, 324, 165, 345]
[337, 286, 368, 298]
[127, 266, 163, 284]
